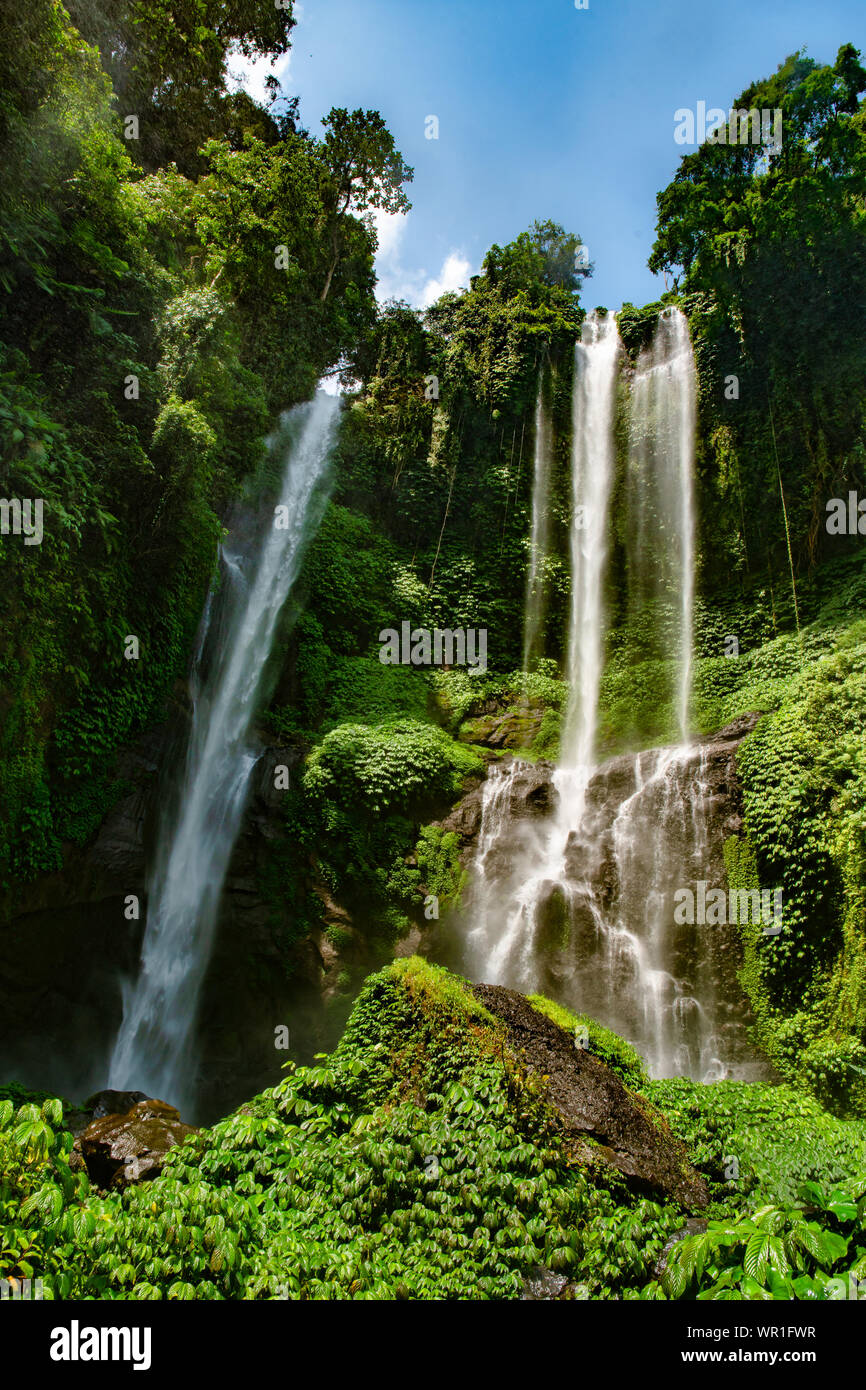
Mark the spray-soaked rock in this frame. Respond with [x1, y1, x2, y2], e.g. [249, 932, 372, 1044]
[458, 706, 546, 749]
[454, 715, 769, 1080]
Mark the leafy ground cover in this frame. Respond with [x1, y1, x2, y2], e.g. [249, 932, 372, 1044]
[2, 961, 865, 1301]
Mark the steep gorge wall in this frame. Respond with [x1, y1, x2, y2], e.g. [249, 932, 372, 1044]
[0, 711, 345, 1120]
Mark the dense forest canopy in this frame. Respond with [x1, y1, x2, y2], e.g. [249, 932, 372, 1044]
[0, 0, 410, 883]
[651, 44, 866, 576]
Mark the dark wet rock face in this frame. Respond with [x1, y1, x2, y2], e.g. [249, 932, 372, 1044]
[474, 984, 709, 1211]
[521, 1267, 572, 1300]
[87, 1089, 149, 1121]
[436, 759, 558, 851]
[77, 1096, 198, 1189]
[0, 725, 169, 1102]
[435, 776, 488, 844]
[64, 1089, 149, 1144]
[195, 743, 345, 1117]
[440, 716, 771, 1082]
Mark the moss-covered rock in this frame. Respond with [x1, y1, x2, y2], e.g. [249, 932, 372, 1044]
[528, 994, 649, 1089]
[475, 983, 707, 1210]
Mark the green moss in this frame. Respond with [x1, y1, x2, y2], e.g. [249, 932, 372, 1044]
[326, 656, 432, 726]
[533, 886, 571, 952]
[412, 825, 467, 910]
[324, 924, 352, 952]
[333, 957, 507, 1112]
[527, 995, 649, 1089]
[530, 706, 561, 760]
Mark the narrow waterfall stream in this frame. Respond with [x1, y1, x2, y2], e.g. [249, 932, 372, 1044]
[109, 391, 340, 1112]
[563, 310, 621, 772]
[458, 309, 756, 1082]
[628, 306, 696, 741]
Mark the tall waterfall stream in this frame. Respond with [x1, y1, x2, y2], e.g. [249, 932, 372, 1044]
[109, 392, 340, 1111]
[458, 309, 757, 1082]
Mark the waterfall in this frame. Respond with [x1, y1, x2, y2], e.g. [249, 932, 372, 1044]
[562, 311, 621, 771]
[522, 374, 553, 672]
[462, 741, 750, 1080]
[465, 312, 622, 990]
[628, 307, 696, 742]
[571, 744, 730, 1080]
[455, 308, 755, 1081]
[109, 391, 340, 1111]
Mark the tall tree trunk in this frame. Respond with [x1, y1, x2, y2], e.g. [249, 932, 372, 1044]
[429, 460, 459, 592]
[320, 226, 341, 301]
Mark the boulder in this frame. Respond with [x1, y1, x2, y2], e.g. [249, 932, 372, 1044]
[473, 983, 709, 1210]
[78, 1096, 198, 1189]
[458, 705, 545, 750]
[86, 1088, 149, 1120]
[435, 771, 491, 845]
[507, 759, 558, 817]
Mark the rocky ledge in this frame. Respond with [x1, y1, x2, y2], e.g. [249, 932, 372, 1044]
[437, 713, 762, 862]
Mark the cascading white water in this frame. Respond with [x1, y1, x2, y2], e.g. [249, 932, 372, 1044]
[671, 312, 696, 743]
[584, 743, 727, 1079]
[465, 313, 622, 983]
[629, 307, 696, 742]
[457, 307, 752, 1081]
[522, 374, 553, 671]
[562, 311, 621, 772]
[109, 391, 340, 1111]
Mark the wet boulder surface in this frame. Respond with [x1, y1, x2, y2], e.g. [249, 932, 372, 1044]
[76, 1094, 198, 1190]
[473, 983, 709, 1211]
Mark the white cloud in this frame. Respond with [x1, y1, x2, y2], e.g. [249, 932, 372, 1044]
[371, 209, 424, 303]
[372, 209, 473, 310]
[226, 48, 290, 106]
[371, 207, 406, 261]
[419, 253, 473, 308]
[226, 1, 303, 107]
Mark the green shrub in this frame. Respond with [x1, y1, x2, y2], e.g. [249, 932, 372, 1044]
[656, 1177, 866, 1301]
[304, 719, 481, 817]
[647, 1078, 866, 1208]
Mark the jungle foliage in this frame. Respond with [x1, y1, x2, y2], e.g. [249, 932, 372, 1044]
[2, 962, 864, 1301]
[3, 17, 866, 1305]
[0, 0, 410, 888]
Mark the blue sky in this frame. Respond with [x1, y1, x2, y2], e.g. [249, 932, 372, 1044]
[234, 0, 865, 311]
